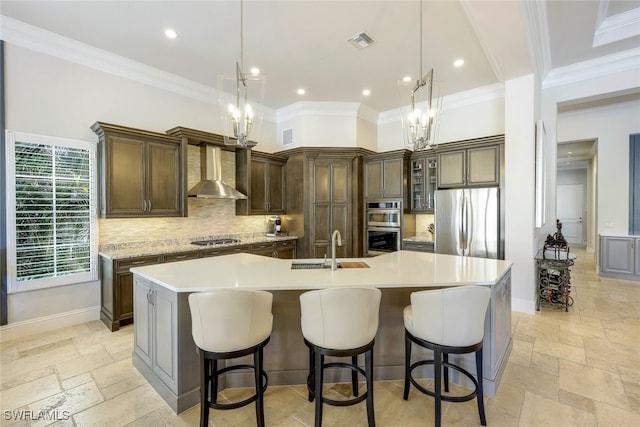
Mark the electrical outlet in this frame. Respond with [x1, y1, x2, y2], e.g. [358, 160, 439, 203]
[604, 222, 613, 228]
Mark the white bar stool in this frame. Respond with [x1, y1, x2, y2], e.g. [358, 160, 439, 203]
[188, 289, 273, 427]
[300, 287, 381, 427]
[403, 285, 491, 427]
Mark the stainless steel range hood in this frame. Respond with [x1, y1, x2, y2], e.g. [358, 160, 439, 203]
[188, 145, 247, 199]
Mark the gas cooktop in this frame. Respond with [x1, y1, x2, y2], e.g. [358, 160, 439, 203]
[191, 238, 241, 246]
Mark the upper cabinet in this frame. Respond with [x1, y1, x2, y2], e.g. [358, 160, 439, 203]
[410, 155, 437, 213]
[92, 122, 185, 218]
[364, 150, 411, 201]
[236, 150, 287, 215]
[437, 139, 502, 189]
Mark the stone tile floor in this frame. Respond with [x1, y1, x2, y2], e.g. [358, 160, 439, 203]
[1, 249, 639, 426]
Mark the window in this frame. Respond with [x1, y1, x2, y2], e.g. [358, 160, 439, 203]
[6, 131, 97, 293]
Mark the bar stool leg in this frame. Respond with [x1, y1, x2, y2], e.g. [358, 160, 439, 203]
[443, 353, 449, 393]
[308, 346, 315, 402]
[365, 348, 376, 427]
[314, 350, 324, 427]
[255, 347, 265, 427]
[475, 348, 487, 426]
[352, 355, 359, 397]
[211, 359, 218, 404]
[199, 352, 209, 427]
[434, 347, 442, 427]
[403, 332, 411, 400]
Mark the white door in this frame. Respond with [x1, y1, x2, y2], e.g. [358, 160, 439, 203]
[557, 184, 584, 245]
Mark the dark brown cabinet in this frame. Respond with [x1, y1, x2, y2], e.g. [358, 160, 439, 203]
[236, 150, 286, 215]
[100, 254, 162, 331]
[250, 241, 296, 258]
[281, 148, 370, 259]
[364, 150, 411, 200]
[438, 144, 500, 188]
[311, 159, 351, 258]
[91, 122, 185, 218]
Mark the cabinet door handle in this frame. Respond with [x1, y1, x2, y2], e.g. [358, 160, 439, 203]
[147, 200, 151, 212]
[142, 200, 146, 211]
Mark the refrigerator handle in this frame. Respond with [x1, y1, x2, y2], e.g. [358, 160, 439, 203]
[459, 195, 466, 253]
[462, 195, 468, 252]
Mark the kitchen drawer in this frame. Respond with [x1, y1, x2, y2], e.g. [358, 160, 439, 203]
[200, 246, 247, 258]
[115, 255, 163, 272]
[163, 251, 200, 263]
[403, 241, 434, 252]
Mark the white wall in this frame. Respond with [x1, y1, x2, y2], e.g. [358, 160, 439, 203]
[504, 74, 540, 313]
[6, 44, 278, 144]
[376, 85, 505, 152]
[557, 99, 640, 235]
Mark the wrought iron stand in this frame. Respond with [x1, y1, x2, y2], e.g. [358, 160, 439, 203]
[535, 220, 576, 312]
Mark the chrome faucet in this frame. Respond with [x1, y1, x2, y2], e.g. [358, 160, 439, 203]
[331, 229, 342, 271]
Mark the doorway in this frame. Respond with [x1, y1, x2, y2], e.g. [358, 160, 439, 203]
[557, 184, 584, 245]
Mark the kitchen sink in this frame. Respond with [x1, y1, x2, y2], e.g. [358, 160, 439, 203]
[290, 261, 370, 270]
[291, 262, 329, 270]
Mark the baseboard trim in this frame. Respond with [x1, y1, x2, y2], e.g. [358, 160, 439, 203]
[0, 305, 101, 343]
[511, 297, 536, 314]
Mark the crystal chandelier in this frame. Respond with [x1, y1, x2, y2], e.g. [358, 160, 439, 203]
[399, 0, 443, 151]
[218, 0, 265, 148]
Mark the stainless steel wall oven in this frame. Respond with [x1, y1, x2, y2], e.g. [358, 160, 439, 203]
[366, 201, 402, 256]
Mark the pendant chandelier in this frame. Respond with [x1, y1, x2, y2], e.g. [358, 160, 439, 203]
[218, 0, 265, 148]
[399, 0, 443, 151]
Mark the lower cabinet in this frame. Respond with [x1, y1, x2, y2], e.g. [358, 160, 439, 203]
[600, 235, 640, 280]
[100, 254, 162, 331]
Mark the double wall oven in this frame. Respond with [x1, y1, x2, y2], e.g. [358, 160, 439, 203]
[366, 200, 402, 256]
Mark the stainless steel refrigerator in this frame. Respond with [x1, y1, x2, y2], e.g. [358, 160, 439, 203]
[435, 187, 501, 259]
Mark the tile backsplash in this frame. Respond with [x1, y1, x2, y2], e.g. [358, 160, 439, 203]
[415, 214, 435, 235]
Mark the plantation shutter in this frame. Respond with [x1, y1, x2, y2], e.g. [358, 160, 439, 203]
[6, 131, 97, 293]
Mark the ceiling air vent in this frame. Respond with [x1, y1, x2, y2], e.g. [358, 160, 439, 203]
[283, 128, 293, 146]
[347, 32, 376, 50]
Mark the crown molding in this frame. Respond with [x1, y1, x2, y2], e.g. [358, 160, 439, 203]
[277, 101, 361, 122]
[543, 47, 640, 89]
[377, 83, 505, 125]
[0, 16, 278, 124]
[459, 0, 503, 82]
[520, 0, 552, 80]
[593, 4, 640, 47]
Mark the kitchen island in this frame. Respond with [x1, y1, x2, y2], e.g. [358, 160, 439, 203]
[131, 250, 513, 413]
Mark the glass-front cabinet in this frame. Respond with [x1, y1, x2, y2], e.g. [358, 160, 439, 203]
[411, 156, 437, 212]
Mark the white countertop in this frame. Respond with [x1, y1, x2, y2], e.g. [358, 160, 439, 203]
[131, 250, 513, 293]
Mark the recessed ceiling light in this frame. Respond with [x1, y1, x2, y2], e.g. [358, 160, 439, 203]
[453, 58, 464, 67]
[250, 67, 260, 76]
[297, 88, 306, 95]
[402, 76, 412, 82]
[567, 151, 573, 154]
[362, 89, 371, 96]
[164, 28, 178, 39]
[566, 162, 571, 165]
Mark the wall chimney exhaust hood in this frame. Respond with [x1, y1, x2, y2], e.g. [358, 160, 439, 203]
[188, 145, 247, 199]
